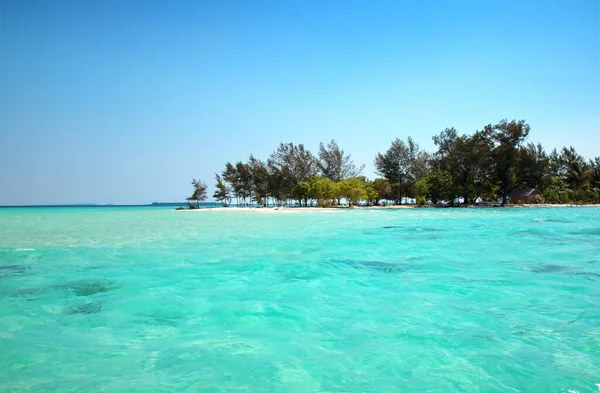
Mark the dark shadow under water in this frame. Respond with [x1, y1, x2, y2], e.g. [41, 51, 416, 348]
[64, 301, 103, 315]
[0, 264, 30, 278]
[11, 278, 119, 303]
[530, 264, 600, 280]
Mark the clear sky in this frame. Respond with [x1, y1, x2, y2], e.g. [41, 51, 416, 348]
[1, 0, 598, 205]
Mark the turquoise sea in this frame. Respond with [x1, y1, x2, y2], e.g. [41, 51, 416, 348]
[1, 206, 599, 392]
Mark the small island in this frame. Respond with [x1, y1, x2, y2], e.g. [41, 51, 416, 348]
[183, 119, 599, 210]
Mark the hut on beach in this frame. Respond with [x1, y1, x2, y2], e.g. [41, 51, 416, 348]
[509, 188, 542, 204]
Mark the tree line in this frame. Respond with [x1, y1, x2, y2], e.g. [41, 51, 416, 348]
[187, 119, 600, 207]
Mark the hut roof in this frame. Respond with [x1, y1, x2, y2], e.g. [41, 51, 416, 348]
[509, 188, 540, 197]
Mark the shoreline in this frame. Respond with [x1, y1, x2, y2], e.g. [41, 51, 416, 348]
[179, 203, 600, 212]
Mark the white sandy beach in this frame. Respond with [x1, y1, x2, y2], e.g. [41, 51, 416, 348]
[178, 203, 600, 213]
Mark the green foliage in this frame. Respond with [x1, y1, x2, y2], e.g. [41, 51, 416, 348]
[561, 147, 590, 190]
[203, 123, 598, 208]
[543, 177, 571, 204]
[363, 182, 379, 206]
[590, 157, 600, 190]
[541, 148, 595, 204]
[374, 137, 422, 204]
[413, 179, 428, 199]
[314, 177, 339, 207]
[489, 119, 531, 205]
[292, 179, 317, 207]
[432, 128, 492, 204]
[417, 196, 427, 206]
[535, 193, 544, 204]
[318, 139, 364, 182]
[588, 188, 600, 203]
[516, 142, 549, 189]
[249, 155, 269, 206]
[221, 161, 253, 206]
[371, 178, 391, 205]
[213, 173, 231, 207]
[339, 178, 367, 207]
[424, 170, 453, 204]
[268, 142, 317, 205]
[187, 178, 208, 208]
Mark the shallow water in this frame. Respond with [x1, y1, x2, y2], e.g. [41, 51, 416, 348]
[1, 206, 599, 392]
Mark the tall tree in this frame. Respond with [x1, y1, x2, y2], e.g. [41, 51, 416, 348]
[187, 179, 207, 208]
[213, 173, 232, 207]
[561, 146, 590, 191]
[314, 177, 340, 207]
[248, 155, 270, 207]
[432, 127, 459, 170]
[268, 142, 317, 205]
[433, 128, 493, 204]
[292, 144, 318, 184]
[318, 139, 364, 182]
[339, 178, 367, 207]
[489, 119, 530, 205]
[235, 161, 253, 206]
[516, 142, 549, 189]
[424, 170, 454, 204]
[267, 162, 295, 206]
[374, 137, 419, 204]
[222, 162, 240, 206]
[370, 178, 391, 205]
[412, 150, 433, 182]
[589, 157, 600, 202]
[590, 157, 600, 190]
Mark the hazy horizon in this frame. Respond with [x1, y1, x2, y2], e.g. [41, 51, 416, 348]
[1, 0, 599, 206]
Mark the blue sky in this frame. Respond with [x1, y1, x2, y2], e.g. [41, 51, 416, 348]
[1, 0, 598, 205]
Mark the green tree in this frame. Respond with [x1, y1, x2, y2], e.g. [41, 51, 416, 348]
[370, 178, 391, 205]
[222, 162, 240, 205]
[314, 177, 339, 207]
[268, 142, 318, 205]
[339, 178, 367, 207]
[589, 157, 600, 203]
[433, 128, 493, 204]
[187, 179, 207, 208]
[267, 164, 295, 206]
[413, 178, 429, 206]
[235, 161, 253, 206]
[424, 170, 453, 204]
[590, 157, 600, 190]
[213, 173, 232, 207]
[293, 180, 315, 207]
[249, 155, 270, 207]
[306, 176, 320, 206]
[561, 147, 590, 191]
[412, 151, 433, 182]
[543, 176, 570, 204]
[543, 146, 593, 203]
[516, 142, 549, 189]
[318, 139, 364, 182]
[363, 182, 379, 206]
[374, 137, 419, 204]
[488, 119, 530, 205]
